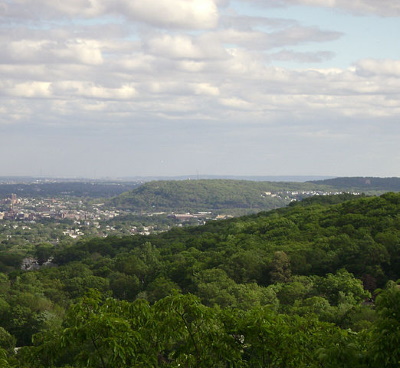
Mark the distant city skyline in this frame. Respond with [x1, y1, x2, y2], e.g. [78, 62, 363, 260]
[1, 0, 399, 178]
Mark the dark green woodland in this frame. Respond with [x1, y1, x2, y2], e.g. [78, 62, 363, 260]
[1, 191, 400, 366]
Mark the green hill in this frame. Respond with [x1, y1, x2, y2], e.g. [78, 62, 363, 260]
[110, 179, 330, 213]
[110, 177, 400, 214]
[308, 176, 400, 192]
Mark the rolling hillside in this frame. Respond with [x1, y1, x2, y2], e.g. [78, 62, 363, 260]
[308, 176, 400, 192]
[110, 179, 332, 213]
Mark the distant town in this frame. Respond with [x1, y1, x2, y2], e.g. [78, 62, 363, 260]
[0, 187, 362, 243]
[0, 193, 120, 222]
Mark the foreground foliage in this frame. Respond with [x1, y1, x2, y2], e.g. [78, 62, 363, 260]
[8, 284, 400, 367]
[17, 292, 362, 367]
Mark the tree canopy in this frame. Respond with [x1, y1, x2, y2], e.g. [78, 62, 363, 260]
[1, 192, 400, 366]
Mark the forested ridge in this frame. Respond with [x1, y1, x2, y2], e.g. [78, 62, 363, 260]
[1, 193, 400, 366]
[110, 179, 331, 212]
[309, 176, 400, 192]
[110, 177, 400, 213]
[0, 181, 140, 199]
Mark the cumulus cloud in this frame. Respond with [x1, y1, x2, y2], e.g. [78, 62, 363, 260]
[1, 38, 103, 65]
[0, 0, 220, 29]
[4, 55, 398, 122]
[2, 81, 52, 98]
[121, 0, 219, 29]
[51, 81, 137, 100]
[0, 79, 137, 100]
[355, 59, 400, 77]
[191, 83, 220, 96]
[143, 33, 227, 60]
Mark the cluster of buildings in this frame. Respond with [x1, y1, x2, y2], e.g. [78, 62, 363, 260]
[262, 190, 360, 201]
[169, 212, 233, 221]
[0, 194, 120, 222]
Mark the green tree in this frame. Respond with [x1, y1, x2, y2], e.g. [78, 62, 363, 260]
[236, 306, 343, 368]
[109, 272, 141, 301]
[153, 293, 240, 367]
[34, 243, 55, 266]
[368, 282, 400, 367]
[269, 251, 291, 284]
[0, 328, 15, 355]
[312, 269, 370, 306]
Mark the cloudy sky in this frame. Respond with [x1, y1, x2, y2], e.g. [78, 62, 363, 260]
[1, 0, 399, 178]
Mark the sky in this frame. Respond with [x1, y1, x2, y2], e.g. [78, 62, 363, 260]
[1, 0, 400, 178]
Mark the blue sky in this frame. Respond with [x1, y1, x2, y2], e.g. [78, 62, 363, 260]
[233, 2, 400, 68]
[0, 0, 399, 178]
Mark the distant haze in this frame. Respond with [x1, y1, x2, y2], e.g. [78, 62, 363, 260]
[118, 175, 336, 183]
[0, 175, 335, 184]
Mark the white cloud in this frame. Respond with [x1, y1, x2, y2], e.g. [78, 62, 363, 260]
[177, 60, 206, 72]
[144, 33, 227, 60]
[122, 0, 219, 29]
[114, 54, 156, 73]
[1, 44, 399, 124]
[219, 97, 253, 110]
[1, 0, 220, 29]
[51, 81, 137, 99]
[1, 38, 103, 65]
[356, 59, 400, 77]
[0, 79, 137, 100]
[54, 39, 104, 65]
[2, 81, 51, 98]
[191, 83, 220, 96]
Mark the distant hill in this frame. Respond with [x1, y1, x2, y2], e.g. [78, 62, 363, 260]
[110, 179, 331, 213]
[308, 177, 400, 192]
[0, 181, 141, 198]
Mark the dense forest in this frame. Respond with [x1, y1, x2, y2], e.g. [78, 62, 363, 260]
[1, 192, 400, 366]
